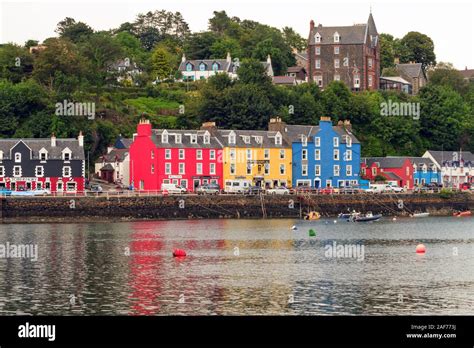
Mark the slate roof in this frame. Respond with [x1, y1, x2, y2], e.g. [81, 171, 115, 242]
[362, 157, 409, 168]
[96, 148, 129, 163]
[283, 124, 361, 144]
[309, 24, 368, 45]
[390, 156, 437, 170]
[114, 137, 132, 149]
[425, 150, 474, 167]
[287, 66, 305, 73]
[396, 63, 423, 78]
[215, 130, 290, 148]
[383, 171, 402, 180]
[273, 76, 296, 85]
[151, 129, 223, 149]
[0, 139, 85, 160]
[179, 59, 234, 73]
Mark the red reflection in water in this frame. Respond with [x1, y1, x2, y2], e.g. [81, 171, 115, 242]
[128, 221, 164, 315]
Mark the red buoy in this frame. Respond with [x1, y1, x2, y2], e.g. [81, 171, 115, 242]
[416, 244, 426, 254]
[173, 249, 186, 257]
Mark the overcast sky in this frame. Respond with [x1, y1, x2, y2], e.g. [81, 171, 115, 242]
[0, 0, 473, 69]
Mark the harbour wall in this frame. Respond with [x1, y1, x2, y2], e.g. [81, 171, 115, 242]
[0, 193, 472, 223]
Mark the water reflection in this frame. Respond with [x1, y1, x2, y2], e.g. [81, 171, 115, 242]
[0, 217, 472, 315]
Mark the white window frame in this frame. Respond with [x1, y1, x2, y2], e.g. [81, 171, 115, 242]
[315, 165, 321, 176]
[279, 164, 285, 175]
[246, 149, 252, 160]
[334, 59, 340, 68]
[197, 150, 203, 160]
[179, 163, 185, 175]
[315, 59, 321, 69]
[302, 149, 308, 160]
[345, 150, 352, 161]
[15, 153, 21, 163]
[175, 134, 182, 144]
[165, 163, 171, 175]
[333, 137, 339, 147]
[196, 163, 203, 175]
[315, 149, 321, 160]
[264, 149, 270, 159]
[35, 166, 44, 177]
[190, 134, 197, 144]
[179, 149, 185, 160]
[334, 165, 340, 176]
[210, 150, 216, 160]
[316, 46, 321, 55]
[275, 134, 282, 145]
[165, 149, 171, 159]
[334, 46, 339, 54]
[302, 164, 308, 176]
[203, 133, 210, 144]
[279, 149, 285, 159]
[229, 133, 236, 145]
[315, 137, 320, 147]
[334, 149, 340, 160]
[230, 163, 236, 175]
[346, 165, 352, 176]
[162, 131, 168, 143]
[63, 166, 71, 178]
[210, 163, 216, 175]
[0, 166, 4, 177]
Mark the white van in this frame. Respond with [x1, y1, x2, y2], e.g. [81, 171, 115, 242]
[161, 183, 187, 194]
[224, 180, 251, 194]
[366, 183, 387, 193]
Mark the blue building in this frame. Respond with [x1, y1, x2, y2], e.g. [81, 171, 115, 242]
[408, 157, 442, 186]
[269, 117, 361, 188]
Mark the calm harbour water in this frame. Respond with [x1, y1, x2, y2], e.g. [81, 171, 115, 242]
[0, 217, 473, 315]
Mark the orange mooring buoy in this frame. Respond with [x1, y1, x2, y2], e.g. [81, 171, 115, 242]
[173, 249, 187, 257]
[416, 244, 426, 254]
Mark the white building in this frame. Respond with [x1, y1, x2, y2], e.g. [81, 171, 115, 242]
[94, 137, 132, 186]
[178, 52, 273, 81]
[423, 150, 474, 188]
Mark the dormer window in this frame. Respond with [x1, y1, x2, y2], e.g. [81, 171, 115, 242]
[162, 131, 168, 143]
[203, 133, 210, 144]
[64, 153, 71, 161]
[334, 32, 340, 43]
[254, 136, 263, 144]
[229, 132, 236, 145]
[243, 136, 250, 144]
[15, 153, 21, 162]
[199, 62, 206, 71]
[413, 164, 417, 173]
[275, 133, 282, 145]
[315, 137, 321, 147]
[212, 62, 219, 71]
[186, 63, 193, 72]
[0, 151, 3, 160]
[39, 149, 48, 161]
[315, 32, 321, 43]
[333, 137, 339, 147]
[190, 134, 197, 144]
[422, 165, 427, 173]
[346, 136, 352, 147]
[175, 134, 181, 143]
[301, 135, 307, 147]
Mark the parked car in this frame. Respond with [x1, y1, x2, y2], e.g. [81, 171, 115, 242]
[162, 183, 187, 194]
[245, 186, 265, 195]
[266, 186, 290, 195]
[385, 184, 404, 193]
[319, 187, 335, 195]
[291, 186, 314, 194]
[339, 187, 362, 194]
[196, 183, 220, 195]
[90, 184, 103, 193]
[414, 186, 431, 193]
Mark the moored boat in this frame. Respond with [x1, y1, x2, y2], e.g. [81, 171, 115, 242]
[411, 212, 430, 218]
[304, 211, 321, 220]
[453, 210, 472, 217]
[354, 212, 382, 222]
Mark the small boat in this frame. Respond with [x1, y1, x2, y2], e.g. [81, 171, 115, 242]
[354, 212, 382, 222]
[338, 210, 360, 219]
[304, 211, 321, 220]
[411, 212, 430, 218]
[453, 210, 472, 217]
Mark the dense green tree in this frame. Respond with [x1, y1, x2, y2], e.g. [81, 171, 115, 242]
[281, 27, 306, 52]
[236, 59, 272, 87]
[379, 33, 395, 72]
[399, 31, 436, 70]
[0, 44, 33, 83]
[210, 37, 242, 59]
[151, 45, 175, 81]
[428, 62, 468, 94]
[184, 32, 219, 59]
[55, 17, 94, 43]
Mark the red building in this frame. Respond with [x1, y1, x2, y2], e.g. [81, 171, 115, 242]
[361, 157, 414, 189]
[129, 119, 223, 192]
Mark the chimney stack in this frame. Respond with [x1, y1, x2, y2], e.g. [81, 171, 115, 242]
[181, 54, 186, 63]
[394, 57, 400, 64]
[200, 121, 217, 135]
[310, 20, 315, 31]
[51, 133, 56, 147]
[78, 131, 84, 147]
[226, 52, 231, 63]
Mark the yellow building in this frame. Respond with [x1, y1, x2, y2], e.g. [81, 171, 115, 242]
[200, 123, 292, 188]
